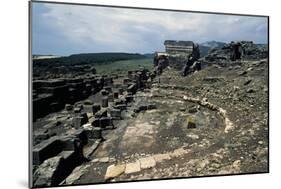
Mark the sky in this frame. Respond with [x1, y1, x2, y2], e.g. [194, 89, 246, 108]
[32, 2, 268, 56]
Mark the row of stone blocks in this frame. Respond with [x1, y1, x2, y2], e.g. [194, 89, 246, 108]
[32, 75, 111, 120]
[33, 69, 150, 165]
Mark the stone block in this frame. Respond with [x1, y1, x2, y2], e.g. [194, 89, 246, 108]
[110, 108, 121, 119]
[80, 112, 89, 123]
[95, 108, 107, 118]
[73, 129, 88, 145]
[91, 118, 100, 127]
[72, 116, 87, 129]
[92, 127, 102, 139]
[108, 94, 114, 102]
[61, 137, 83, 154]
[118, 88, 123, 95]
[125, 95, 134, 103]
[33, 137, 64, 165]
[113, 91, 119, 99]
[101, 96, 108, 107]
[92, 104, 101, 114]
[100, 117, 112, 128]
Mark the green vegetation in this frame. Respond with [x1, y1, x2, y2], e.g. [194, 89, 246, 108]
[94, 58, 154, 75]
[33, 52, 146, 66]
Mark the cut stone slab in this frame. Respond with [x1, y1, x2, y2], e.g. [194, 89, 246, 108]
[99, 157, 109, 163]
[125, 160, 141, 174]
[91, 158, 99, 163]
[139, 157, 156, 169]
[104, 164, 126, 180]
[153, 153, 171, 163]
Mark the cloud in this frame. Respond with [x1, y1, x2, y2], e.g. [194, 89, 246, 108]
[32, 2, 268, 55]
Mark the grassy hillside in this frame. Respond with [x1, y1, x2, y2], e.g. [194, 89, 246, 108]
[95, 58, 153, 75]
[33, 52, 146, 66]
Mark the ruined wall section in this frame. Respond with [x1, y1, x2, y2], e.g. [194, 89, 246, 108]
[32, 75, 105, 120]
[164, 40, 199, 70]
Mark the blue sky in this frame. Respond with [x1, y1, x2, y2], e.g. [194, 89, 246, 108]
[32, 2, 268, 56]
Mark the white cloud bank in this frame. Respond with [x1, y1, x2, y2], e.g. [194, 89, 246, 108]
[35, 3, 268, 54]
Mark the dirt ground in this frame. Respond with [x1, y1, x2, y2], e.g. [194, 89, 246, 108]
[58, 59, 269, 185]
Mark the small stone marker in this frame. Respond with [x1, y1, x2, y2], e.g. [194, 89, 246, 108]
[102, 96, 109, 107]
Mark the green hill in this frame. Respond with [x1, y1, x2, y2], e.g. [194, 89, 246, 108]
[33, 52, 146, 66]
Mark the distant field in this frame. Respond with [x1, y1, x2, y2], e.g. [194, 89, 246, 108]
[94, 58, 154, 75]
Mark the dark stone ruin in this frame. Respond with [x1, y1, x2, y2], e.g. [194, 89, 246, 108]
[153, 40, 201, 76]
[33, 76, 104, 121]
[32, 67, 156, 187]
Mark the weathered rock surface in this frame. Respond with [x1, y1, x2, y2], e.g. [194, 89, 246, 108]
[105, 164, 126, 180]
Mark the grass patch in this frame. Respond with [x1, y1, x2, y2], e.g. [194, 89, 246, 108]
[94, 58, 153, 76]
